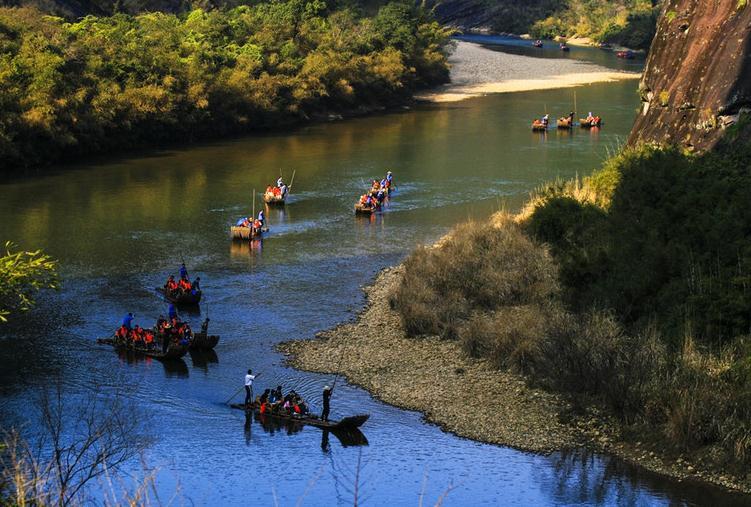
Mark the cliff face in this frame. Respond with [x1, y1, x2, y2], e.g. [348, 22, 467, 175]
[629, 0, 751, 151]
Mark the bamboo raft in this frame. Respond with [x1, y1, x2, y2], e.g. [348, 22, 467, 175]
[531, 120, 548, 132]
[354, 202, 379, 215]
[231, 226, 266, 240]
[557, 118, 574, 129]
[263, 191, 286, 205]
[97, 337, 189, 360]
[579, 117, 602, 128]
[230, 403, 369, 431]
[156, 287, 202, 305]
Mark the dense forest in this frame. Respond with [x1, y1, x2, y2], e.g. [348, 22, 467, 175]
[0, 1, 451, 172]
[426, 0, 660, 49]
[2, 0, 662, 50]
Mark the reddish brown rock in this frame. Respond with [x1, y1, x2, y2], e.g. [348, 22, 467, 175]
[629, 0, 751, 151]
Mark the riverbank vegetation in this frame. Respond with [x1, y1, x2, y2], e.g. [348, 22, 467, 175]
[0, 242, 58, 322]
[0, 1, 451, 173]
[0, 384, 151, 505]
[527, 0, 660, 50]
[393, 133, 751, 476]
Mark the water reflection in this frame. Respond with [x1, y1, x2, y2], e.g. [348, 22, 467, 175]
[248, 411, 369, 451]
[189, 349, 219, 371]
[542, 448, 751, 506]
[161, 358, 189, 378]
[229, 238, 263, 259]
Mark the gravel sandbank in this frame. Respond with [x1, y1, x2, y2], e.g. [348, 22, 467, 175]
[281, 266, 751, 494]
[280, 266, 579, 453]
[416, 41, 640, 102]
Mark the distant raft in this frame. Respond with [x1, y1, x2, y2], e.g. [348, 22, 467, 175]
[557, 115, 575, 129]
[579, 116, 602, 128]
[263, 188, 286, 205]
[354, 202, 380, 215]
[231, 225, 266, 240]
[531, 119, 548, 131]
[156, 286, 202, 305]
[97, 337, 189, 360]
[230, 403, 369, 431]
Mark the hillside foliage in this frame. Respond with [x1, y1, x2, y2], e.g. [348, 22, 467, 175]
[393, 135, 751, 472]
[0, 1, 451, 171]
[526, 0, 660, 49]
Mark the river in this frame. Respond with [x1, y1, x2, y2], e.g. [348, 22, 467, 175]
[0, 37, 746, 506]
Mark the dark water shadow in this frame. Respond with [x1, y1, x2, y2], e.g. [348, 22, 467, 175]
[545, 448, 751, 506]
[160, 358, 189, 378]
[189, 349, 219, 371]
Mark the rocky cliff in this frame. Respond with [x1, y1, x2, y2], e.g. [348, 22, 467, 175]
[629, 0, 751, 151]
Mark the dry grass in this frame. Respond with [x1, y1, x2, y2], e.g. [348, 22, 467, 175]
[393, 215, 559, 339]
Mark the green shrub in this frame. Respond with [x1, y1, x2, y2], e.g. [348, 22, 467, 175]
[0, 242, 58, 322]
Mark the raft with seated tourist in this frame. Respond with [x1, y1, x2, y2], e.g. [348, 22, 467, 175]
[231, 216, 266, 240]
[264, 171, 295, 205]
[579, 114, 602, 128]
[157, 273, 202, 305]
[557, 112, 575, 129]
[616, 50, 635, 59]
[98, 322, 189, 360]
[158, 264, 201, 305]
[230, 387, 368, 431]
[354, 171, 393, 215]
[532, 119, 548, 131]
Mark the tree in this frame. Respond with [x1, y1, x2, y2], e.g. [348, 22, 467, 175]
[0, 241, 58, 322]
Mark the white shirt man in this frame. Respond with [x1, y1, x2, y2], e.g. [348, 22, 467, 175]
[244, 370, 257, 405]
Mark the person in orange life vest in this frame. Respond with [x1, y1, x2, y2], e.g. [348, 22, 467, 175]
[144, 330, 155, 348]
[178, 278, 191, 291]
[165, 275, 178, 292]
[116, 325, 128, 340]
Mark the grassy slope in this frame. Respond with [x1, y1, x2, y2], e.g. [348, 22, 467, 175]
[393, 117, 751, 475]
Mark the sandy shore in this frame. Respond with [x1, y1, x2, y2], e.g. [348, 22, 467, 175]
[416, 41, 640, 102]
[281, 266, 751, 494]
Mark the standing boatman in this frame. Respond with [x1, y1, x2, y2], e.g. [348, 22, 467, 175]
[245, 369, 260, 406]
[179, 262, 189, 280]
[122, 312, 135, 331]
[168, 303, 178, 321]
[321, 385, 333, 421]
[257, 209, 265, 227]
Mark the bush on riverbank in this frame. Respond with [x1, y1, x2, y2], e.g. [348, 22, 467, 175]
[0, 1, 451, 172]
[528, 0, 660, 50]
[393, 141, 751, 471]
[392, 215, 559, 340]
